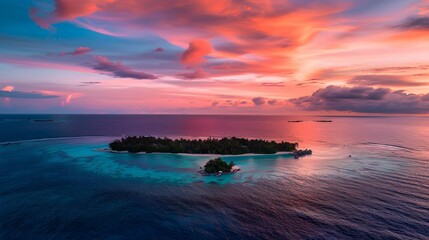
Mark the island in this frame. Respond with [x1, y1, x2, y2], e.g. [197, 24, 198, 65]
[199, 157, 239, 176]
[109, 136, 298, 154]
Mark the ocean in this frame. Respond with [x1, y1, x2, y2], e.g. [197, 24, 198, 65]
[0, 115, 428, 239]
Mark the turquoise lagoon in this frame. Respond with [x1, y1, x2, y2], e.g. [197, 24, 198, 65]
[7, 136, 403, 186]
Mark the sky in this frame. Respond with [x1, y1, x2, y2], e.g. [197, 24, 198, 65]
[1, 0, 429, 114]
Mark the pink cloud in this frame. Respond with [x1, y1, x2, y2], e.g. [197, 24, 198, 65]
[60, 47, 92, 56]
[61, 93, 81, 106]
[30, 0, 114, 28]
[72, 46, 91, 55]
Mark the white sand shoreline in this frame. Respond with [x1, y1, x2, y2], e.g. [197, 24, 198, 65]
[93, 148, 294, 157]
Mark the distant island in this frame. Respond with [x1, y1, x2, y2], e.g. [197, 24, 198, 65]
[109, 136, 298, 154]
[287, 120, 332, 123]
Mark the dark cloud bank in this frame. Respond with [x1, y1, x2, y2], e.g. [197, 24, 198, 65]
[93, 56, 157, 80]
[252, 97, 280, 106]
[289, 85, 429, 114]
[396, 17, 429, 30]
[0, 91, 59, 99]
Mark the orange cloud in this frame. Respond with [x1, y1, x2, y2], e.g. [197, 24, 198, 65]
[180, 40, 212, 65]
[2, 86, 14, 92]
[55, 0, 100, 19]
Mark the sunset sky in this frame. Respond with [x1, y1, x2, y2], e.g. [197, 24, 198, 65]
[1, 0, 429, 114]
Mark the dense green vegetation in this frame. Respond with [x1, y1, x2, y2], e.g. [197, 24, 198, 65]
[203, 158, 234, 173]
[109, 136, 297, 154]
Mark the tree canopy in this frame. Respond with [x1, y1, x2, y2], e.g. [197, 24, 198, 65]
[203, 157, 234, 173]
[109, 136, 297, 154]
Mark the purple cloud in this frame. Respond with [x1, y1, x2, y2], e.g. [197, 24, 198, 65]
[260, 82, 285, 87]
[252, 97, 265, 105]
[290, 85, 429, 114]
[176, 68, 207, 80]
[349, 75, 426, 87]
[92, 56, 157, 80]
[268, 99, 278, 105]
[81, 81, 100, 84]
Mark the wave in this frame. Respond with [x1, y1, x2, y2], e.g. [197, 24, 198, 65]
[0, 135, 115, 145]
[360, 142, 415, 151]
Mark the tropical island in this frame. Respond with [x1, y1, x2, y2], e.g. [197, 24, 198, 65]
[109, 136, 298, 154]
[200, 157, 239, 176]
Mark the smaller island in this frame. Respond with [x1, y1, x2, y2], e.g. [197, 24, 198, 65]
[199, 157, 239, 176]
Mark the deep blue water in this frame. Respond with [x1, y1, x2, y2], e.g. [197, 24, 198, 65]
[0, 115, 428, 239]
